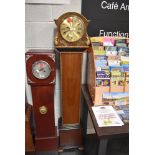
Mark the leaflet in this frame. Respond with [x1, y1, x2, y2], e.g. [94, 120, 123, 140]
[92, 106, 124, 127]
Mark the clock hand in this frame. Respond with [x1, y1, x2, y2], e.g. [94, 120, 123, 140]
[73, 31, 80, 39]
[63, 31, 71, 38]
[73, 22, 80, 27]
[62, 29, 70, 34]
[39, 68, 44, 72]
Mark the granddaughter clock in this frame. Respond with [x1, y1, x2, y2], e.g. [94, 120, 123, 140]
[25, 50, 58, 151]
[54, 12, 90, 150]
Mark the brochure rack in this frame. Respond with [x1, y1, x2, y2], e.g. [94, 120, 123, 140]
[87, 37, 129, 105]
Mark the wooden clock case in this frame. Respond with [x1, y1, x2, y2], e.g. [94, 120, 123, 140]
[25, 50, 58, 151]
[56, 49, 87, 150]
[54, 12, 90, 150]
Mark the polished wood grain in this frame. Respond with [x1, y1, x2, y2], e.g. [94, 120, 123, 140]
[87, 47, 96, 103]
[54, 12, 90, 147]
[25, 50, 58, 151]
[31, 85, 56, 137]
[31, 84, 58, 151]
[35, 135, 58, 151]
[60, 52, 83, 125]
[59, 129, 83, 148]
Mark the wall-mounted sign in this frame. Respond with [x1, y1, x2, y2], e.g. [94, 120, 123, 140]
[82, 0, 129, 37]
[25, 0, 71, 4]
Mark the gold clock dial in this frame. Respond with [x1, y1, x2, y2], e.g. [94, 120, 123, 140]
[60, 16, 85, 42]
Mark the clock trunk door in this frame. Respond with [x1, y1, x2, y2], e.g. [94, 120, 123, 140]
[31, 85, 56, 137]
[60, 52, 83, 125]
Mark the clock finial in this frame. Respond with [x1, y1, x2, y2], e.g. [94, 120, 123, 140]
[54, 19, 58, 25]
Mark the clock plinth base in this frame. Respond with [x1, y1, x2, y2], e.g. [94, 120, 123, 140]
[59, 128, 83, 150]
[35, 127, 58, 152]
[58, 118, 83, 149]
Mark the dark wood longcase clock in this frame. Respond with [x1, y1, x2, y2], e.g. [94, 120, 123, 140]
[25, 50, 58, 151]
[54, 12, 90, 150]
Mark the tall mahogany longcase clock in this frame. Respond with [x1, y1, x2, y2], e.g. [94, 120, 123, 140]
[25, 50, 58, 151]
[54, 12, 90, 150]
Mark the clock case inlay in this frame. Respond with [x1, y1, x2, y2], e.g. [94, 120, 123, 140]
[25, 50, 58, 151]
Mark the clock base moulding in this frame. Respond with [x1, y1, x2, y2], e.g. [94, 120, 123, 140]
[58, 118, 83, 150]
[35, 127, 58, 151]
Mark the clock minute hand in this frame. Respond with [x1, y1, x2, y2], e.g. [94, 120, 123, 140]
[39, 68, 44, 72]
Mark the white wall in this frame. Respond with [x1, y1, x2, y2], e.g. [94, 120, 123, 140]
[25, 0, 94, 134]
[25, 0, 71, 4]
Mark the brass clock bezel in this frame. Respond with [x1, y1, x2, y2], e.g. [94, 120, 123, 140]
[54, 12, 90, 47]
[59, 15, 85, 43]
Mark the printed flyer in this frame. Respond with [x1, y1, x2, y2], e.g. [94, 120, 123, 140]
[92, 106, 124, 127]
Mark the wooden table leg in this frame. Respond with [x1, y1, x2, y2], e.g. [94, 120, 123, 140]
[98, 139, 108, 155]
[81, 92, 88, 137]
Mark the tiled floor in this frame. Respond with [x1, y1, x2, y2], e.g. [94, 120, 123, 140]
[26, 134, 129, 155]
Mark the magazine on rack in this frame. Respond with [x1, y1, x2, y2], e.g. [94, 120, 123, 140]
[92, 106, 124, 127]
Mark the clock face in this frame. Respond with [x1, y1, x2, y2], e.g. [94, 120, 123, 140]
[32, 60, 51, 79]
[60, 16, 85, 42]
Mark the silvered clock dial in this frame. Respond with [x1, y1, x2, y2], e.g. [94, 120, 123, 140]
[60, 16, 85, 42]
[32, 60, 51, 79]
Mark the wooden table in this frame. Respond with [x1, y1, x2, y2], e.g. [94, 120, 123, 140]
[81, 85, 129, 155]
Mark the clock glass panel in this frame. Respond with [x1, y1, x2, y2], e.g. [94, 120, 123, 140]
[32, 60, 51, 79]
[60, 16, 85, 42]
